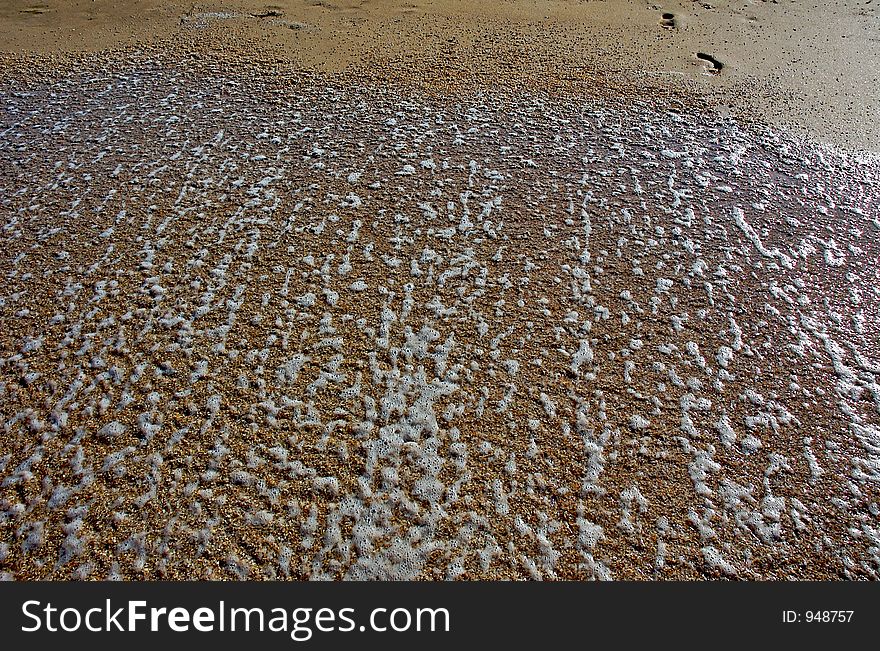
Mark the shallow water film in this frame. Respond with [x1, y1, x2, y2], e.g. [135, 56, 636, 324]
[1, 63, 878, 579]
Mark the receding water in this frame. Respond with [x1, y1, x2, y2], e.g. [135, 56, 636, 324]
[0, 62, 878, 579]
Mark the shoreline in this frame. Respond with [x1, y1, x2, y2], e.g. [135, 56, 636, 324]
[2, 2, 879, 582]
[1, 1, 878, 151]
[1, 54, 878, 580]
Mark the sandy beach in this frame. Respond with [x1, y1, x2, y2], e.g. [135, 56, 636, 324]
[0, 2, 878, 580]
[2, 1, 879, 149]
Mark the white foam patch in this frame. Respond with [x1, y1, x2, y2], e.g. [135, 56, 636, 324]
[1, 62, 877, 580]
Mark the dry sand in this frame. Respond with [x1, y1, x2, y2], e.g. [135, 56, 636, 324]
[1, 0, 878, 149]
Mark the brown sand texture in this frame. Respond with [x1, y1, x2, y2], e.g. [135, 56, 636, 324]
[0, 2, 878, 580]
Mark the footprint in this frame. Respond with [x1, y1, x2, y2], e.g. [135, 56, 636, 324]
[659, 13, 676, 29]
[695, 52, 723, 74]
[251, 10, 284, 18]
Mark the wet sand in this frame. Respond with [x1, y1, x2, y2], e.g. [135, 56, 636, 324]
[0, 4, 879, 580]
[1, 0, 879, 150]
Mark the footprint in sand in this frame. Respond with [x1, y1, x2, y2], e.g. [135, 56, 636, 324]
[695, 52, 723, 74]
[659, 13, 676, 29]
[251, 10, 284, 19]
